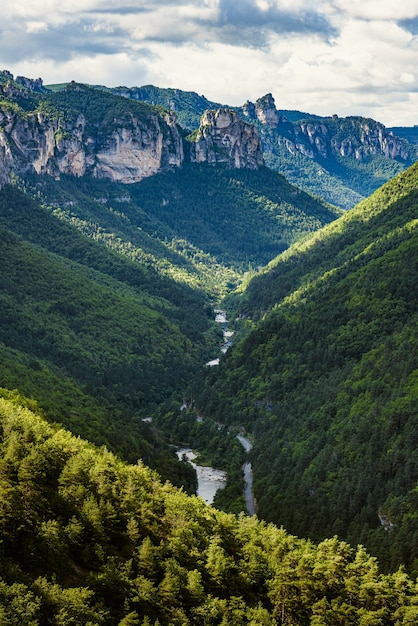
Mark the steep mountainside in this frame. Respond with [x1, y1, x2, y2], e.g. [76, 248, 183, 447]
[14, 163, 338, 297]
[116, 83, 417, 209]
[0, 71, 341, 497]
[190, 109, 264, 169]
[0, 182, 219, 489]
[189, 162, 418, 573]
[0, 76, 184, 184]
[0, 69, 339, 291]
[0, 390, 417, 625]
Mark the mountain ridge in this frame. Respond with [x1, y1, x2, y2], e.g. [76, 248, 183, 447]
[6, 69, 416, 209]
[105, 82, 417, 208]
[0, 72, 266, 188]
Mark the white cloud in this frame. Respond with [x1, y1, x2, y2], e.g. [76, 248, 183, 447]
[331, 0, 418, 21]
[1, 1, 418, 125]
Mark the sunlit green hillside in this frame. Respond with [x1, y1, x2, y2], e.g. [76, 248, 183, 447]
[20, 163, 338, 298]
[0, 390, 417, 625]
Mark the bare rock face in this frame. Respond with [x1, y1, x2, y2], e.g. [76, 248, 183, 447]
[279, 117, 412, 162]
[190, 109, 264, 169]
[242, 93, 279, 128]
[255, 94, 279, 127]
[92, 111, 184, 183]
[0, 79, 184, 185]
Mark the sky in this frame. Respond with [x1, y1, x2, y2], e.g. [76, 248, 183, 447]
[3, 1, 418, 126]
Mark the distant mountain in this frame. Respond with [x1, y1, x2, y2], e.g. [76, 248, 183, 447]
[42, 76, 418, 209]
[0, 70, 269, 186]
[108, 83, 315, 130]
[111, 84, 417, 209]
[0, 70, 338, 281]
[388, 125, 418, 145]
[190, 161, 418, 573]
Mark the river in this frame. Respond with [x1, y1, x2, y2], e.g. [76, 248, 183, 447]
[206, 309, 234, 366]
[180, 311, 256, 513]
[176, 448, 227, 505]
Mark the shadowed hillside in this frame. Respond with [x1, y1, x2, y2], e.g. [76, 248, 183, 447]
[189, 162, 418, 573]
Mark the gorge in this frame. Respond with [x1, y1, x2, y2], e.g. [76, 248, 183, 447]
[0, 68, 418, 623]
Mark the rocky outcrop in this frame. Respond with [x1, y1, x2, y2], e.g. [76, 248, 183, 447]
[91, 110, 184, 183]
[190, 109, 264, 169]
[15, 75, 47, 93]
[284, 117, 413, 162]
[0, 80, 185, 185]
[0, 74, 265, 187]
[255, 94, 279, 127]
[242, 93, 279, 128]
[239, 91, 413, 163]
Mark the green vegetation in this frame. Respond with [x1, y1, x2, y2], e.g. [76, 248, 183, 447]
[1, 72, 418, 611]
[108, 84, 226, 130]
[389, 126, 418, 146]
[36, 82, 168, 148]
[249, 117, 415, 210]
[0, 184, 217, 486]
[114, 82, 417, 210]
[17, 163, 337, 298]
[190, 162, 418, 574]
[1, 390, 418, 625]
[125, 164, 339, 271]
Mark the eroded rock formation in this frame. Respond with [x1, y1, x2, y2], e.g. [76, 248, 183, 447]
[190, 109, 264, 169]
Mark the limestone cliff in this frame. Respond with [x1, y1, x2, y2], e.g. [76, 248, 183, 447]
[0, 74, 265, 186]
[241, 93, 413, 163]
[190, 109, 264, 169]
[0, 78, 184, 185]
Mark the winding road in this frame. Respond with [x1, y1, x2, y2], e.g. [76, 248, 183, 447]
[237, 434, 256, 516]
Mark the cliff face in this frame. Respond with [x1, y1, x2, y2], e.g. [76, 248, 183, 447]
[0, 89, 184, 184]
[105, 82, 418, 208]
[241, 93, 413, 163]
[0, 79, 184, 184]
[281, 117, 412, 161]
[190, 109, 264, 169]
[90, 109, 184, 183]
[0, 75, 264, 186]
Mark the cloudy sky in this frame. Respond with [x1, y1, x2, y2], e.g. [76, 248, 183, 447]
[3, 0, 418, 126]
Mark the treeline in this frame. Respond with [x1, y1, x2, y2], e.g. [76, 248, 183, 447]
[190, 163, 418, 574]
[1, 389, 418, 625]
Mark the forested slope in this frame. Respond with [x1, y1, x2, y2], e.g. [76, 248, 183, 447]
[19, 163, 338, 297]
[1, 389, 417, 625]
[191, 162, 418, 573]
[0, 148, 338, 485]
[0, 184, 218, 486]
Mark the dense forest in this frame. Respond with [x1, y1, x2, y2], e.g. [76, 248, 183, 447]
[1, 390, 418, 625]
[0, 183, 217, 487]
[16, 163, 337, 299]
[1, 72, 418, 622]
[0, 157, 336, 486]
[187, 162, 418, 574]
